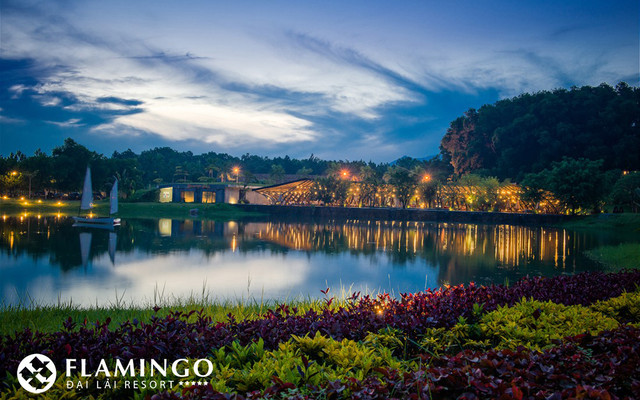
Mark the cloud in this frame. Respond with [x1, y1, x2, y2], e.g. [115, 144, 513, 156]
[96, 96, 144, 107]
[45, 118, 83, 128]
[1, 0, 636, 160]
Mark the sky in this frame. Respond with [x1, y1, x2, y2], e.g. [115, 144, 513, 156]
[0, 0, 638, 162]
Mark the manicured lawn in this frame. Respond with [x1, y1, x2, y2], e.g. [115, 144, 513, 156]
[585, 242, 640, 270]
[0, 198, 263, 219]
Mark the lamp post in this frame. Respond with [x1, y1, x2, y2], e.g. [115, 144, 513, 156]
[233, 167, 240, 183]
[23, 171, 37, 199]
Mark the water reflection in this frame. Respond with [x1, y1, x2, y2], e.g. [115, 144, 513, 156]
[0, 216, 629, 307]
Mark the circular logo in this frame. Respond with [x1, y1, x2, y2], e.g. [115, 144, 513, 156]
[17, 354, 57, 394]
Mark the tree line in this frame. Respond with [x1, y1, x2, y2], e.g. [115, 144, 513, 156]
[1, 82, 639, 214]
[440, 82, 639, 180]
[437, 81, 640, 213]
[0, 138, 394, 198]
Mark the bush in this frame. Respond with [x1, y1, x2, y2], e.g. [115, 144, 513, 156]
[479, 298, 619, 351]
[124, 188, 159, 202]
[591, 290, 640, 325]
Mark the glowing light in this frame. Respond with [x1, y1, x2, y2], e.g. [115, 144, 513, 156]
[20, 196, 25, 200]
[37, 200, 42, 203]
[422, 175, 431, 182]
[2, 196, 8, 200]
[11, 171, 17, 176]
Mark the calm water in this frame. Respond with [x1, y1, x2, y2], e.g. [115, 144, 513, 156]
[0, 216, 633, 306]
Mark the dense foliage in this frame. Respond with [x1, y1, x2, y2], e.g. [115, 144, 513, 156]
[1, 270, 639, 398]
[2, 83, 639, 214]
[440, 83, 640, 180]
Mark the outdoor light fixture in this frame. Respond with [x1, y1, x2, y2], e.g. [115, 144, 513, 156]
[233, 167, 240, 183]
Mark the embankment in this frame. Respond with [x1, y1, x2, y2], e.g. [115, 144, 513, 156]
[235, 204, 576, 225]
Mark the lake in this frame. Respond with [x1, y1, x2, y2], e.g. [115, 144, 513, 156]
[0, 215, 631, 307]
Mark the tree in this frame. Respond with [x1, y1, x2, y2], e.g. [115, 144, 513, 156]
[357, 165, 381, 207]
[296, 167, 313, 178]
[51, 138, 103, 192]
[457, 174, 500, 211]
[310, 176, 348, 206]
[520, 171, 548, 211]
[0, 171, 23, 196]
[417, 180, 439, 208]
[610, 172, 640, 213]
[384, 166, 416, 209]
[535, 158, 606, 214]
[173, 166, 189, 183]
[440, 109, 494, 175]
[270, 164, 286, 183]
[440, 83, 640, 180]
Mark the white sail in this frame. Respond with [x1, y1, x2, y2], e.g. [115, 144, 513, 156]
[108, 231, 117, 264]
[110, 179, 118, 215]
[80, 232, 92, 267]
[80, 167, 93, 211]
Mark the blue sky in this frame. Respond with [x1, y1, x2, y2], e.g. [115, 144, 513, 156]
[1, 0, 638, 162]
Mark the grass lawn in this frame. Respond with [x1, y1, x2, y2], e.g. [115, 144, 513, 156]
[0, 296, 342, 336]
[0, 198, 263, 219]
[584, 243, 640, 271]
[560, 212, 640, 233]
[558, 213, 640, 270]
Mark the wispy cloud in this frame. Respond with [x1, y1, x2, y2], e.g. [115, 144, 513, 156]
[1, 0, 636, 160]
[45, 118, 84, 128]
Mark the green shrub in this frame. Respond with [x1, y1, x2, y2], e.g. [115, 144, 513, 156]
[590, 291, 640, 324]
[124, 188, 159, 203]
[292, 331, 402, 378]
[479, 298, 619, 351]
[419, 320, 491, 356]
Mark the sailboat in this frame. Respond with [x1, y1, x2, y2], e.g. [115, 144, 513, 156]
[72, 167, 121, 228]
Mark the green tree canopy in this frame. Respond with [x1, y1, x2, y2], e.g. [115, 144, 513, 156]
[440, 83, 640, 180]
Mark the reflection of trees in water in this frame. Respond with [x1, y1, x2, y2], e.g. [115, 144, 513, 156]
[0, 217, 114, 270]
[0, 217, 620, 275]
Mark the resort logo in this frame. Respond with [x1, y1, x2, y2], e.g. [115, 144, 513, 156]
[17, 354, 57, 394]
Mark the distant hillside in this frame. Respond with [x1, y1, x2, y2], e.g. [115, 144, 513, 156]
[439, 82, 640, 181]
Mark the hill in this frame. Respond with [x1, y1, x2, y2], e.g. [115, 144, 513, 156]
[439, 82, 640, 181]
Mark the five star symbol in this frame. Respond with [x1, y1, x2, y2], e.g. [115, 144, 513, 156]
[179, 381, 207, 386]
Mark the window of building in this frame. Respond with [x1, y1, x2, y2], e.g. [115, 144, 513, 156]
[181, 190, 195, 203]
[202, 191, 216, 203]
[159, 187, 173, 203]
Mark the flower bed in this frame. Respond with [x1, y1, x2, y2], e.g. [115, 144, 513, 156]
[1, 270, 639, 399]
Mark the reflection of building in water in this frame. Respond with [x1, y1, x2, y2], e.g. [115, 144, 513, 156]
[153, 217, 583, 272]
[246, 220, 580, 269]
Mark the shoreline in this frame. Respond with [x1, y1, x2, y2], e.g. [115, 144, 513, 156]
[236, 203, 578, 225]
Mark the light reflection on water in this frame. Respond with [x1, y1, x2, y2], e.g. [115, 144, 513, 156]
[0, 216, 630, 307]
